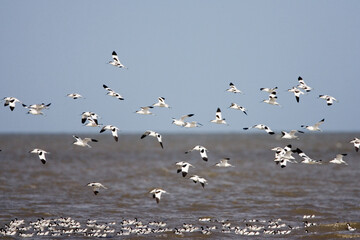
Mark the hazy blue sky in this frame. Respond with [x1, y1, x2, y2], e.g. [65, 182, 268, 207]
[1, 1, 359, 134]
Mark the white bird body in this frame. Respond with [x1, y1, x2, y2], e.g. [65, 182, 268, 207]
[67, 93, 83, 99]
[226, 82, 242, 93]
[294, 148, 322, 164]
[301, 119, 325, 132]
[87, 182, 107, 195]
[329, 154, 348, 165]
[229, 103, 247, 115]
[281, 130, 304, 140]
[172, 114, 194, 127]
[288, 87, 304, 103]
[29, 148, 49, 164]
[350, 138, 360, 152]
[108, 51, 127, 69]
[215, 158, 233, 167]
[27, 108, 44, 115]
[85, 117, 101, 127]
[136, 106, 154, 115]
[297, 76, 312, 92]
[347, 223, 356, 232]
[319, 95, 338, 106]
[149, 188, 167, 204]
[262, 95, 280, 106]
[81, 112, 99, 125]
[210, 108, 227, 125]
[103, 84, 124, 100]
[272, 145, 297, 168]
[140, 130, 163, 149]
[176, 161, 194, 177]
[100, 125, 120, 142]
[189, 175, 207, 188]
[183, 121, 202, 128]
[153, 97, 170, 108]
[2, 97, 22, 111]
[260, 87, 278, 93]
[243, 124, 275, 135]
[185, 145, 208, 161]
[72, 135, 98, 148]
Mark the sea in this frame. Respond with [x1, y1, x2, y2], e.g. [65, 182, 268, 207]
[0, 133, 359, 239]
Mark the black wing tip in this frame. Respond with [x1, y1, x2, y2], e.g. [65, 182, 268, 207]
[41, 160, 46, 164]
[94, 191, 99, 195]
[92, 139, 98, 142]
[269, 132, 275, 135]
[182, 172, 187, 177]
[202, 157, 208, 162]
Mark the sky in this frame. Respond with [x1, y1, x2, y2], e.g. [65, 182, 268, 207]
[1, 0, 360, 134]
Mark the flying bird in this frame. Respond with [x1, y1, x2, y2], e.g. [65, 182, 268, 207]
[72, 135, 98, 148]
[226, 82, 242, 94]
[301, 119, 325, 132]
[87, 182, 107, 195]
[2, 97, 22, 111]
[84, 117, 101, 127]
[172, 114, 194, 127]
[260, 87, 278, 93]
[175, 161, 194, 177]
[189, 175, 207, 188]
[103, 84, 124, 100]
[319, 95, 338, 106]
[67, 93, 84, 99]
[287, 87, 305, 103]
[153, 97, 170, 108]
[214, 158, 234, 167]
[262, 93, 280, 106]
[100, 125, 120, 142]
[228, 103, 247, 115]
[297, 76, 312, 92]
[210, 108, 228, 125]
[243, 124, 275, 135]
[81, 112, 100, 125]
[135, 106, 154, 115]
[350, 138, 360, 152]
[183, 121, 202, 128]
[329, 154, 348, 165]
[149, 188, 167, 204]
[294, 148, 322, 164]
[29, 148, 49, 164]
[140, 130, 163, 149]
[185, 145, 208, 161]
[108, 51, 127, 69]
[281, 130, 304, 140]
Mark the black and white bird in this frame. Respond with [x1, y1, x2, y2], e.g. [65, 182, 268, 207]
[103, 84, 124, 100]
[100, 125, 120, 142]
[347, 223, 356, 232]
[301, 119, 325, 132]
[67, 93, 84, 99]
[214, 158, 233, 167]
[281, 130, 304, 140]
[185, 145, 208, 161]
[260, 87, 278, 93]
[226, 82, 242, 94]
[175, 161, 194, 177]
[183, 121, 202, 128]
[288, 87, 304, 103]
[29, 148, 49, 164]
[152, 97, 170, 108]
[22, 103, 51, 111]
[294, 148, 322, 164]
[26, 108, 44, 115]
[189, 175, 207, 188]
[329, 154, 348, 165]
[319, 95, 338, 106]
[81, 112, 100, 125]
[2, 97, 22, 111]
[140, 130, 163, 149]
[243, 124, 275, 135]
[210, 108, 227, 125]
[108, 51, 127, 69]
[350, 138, 360, 152]
[135, 106, 154, 115]
[172, 114, 194, 127]
[297, 76, 312, 92]
[84, 117, 101, 127]
[149, 188, 167, 204]
[87, 182, 107, 195]
[262, 93, 280, 106]
[72, 135, 98, 148]
[228, 103, 247, 115]
[272, 145, 297, 168]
